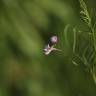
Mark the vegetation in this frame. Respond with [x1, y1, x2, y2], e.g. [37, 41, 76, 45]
[0, 0, 96, 96]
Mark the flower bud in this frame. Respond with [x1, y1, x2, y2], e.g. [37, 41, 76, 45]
[50, 36, 58, 44]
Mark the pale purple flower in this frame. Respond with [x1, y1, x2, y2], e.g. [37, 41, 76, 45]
[44, 44, 61, 55]
[44, 44, 51, 55]
[51, 36, 58, 44]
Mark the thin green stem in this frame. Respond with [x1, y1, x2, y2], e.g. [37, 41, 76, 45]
[90, 24, 96, 52]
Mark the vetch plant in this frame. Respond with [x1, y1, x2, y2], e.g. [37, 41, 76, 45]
[70, 0, 96, 84]
[44, 0, 96, 84]
[78, 0, 96, 84]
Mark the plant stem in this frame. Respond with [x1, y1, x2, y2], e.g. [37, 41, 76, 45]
[90, 24, 96, 52]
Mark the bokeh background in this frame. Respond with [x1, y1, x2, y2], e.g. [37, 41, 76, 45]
[0, 0, 96, 96]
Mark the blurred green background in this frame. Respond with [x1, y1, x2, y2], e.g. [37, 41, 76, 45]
[0, 0, 96, 96]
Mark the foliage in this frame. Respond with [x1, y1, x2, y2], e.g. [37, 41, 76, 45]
[63, 0, 96, 84]
[0, 0, 96, 96]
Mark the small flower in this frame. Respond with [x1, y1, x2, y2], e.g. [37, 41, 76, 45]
[44, 44, 51, 55]
[44, 44, 61, 55]
[50, 36, 58, 44]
